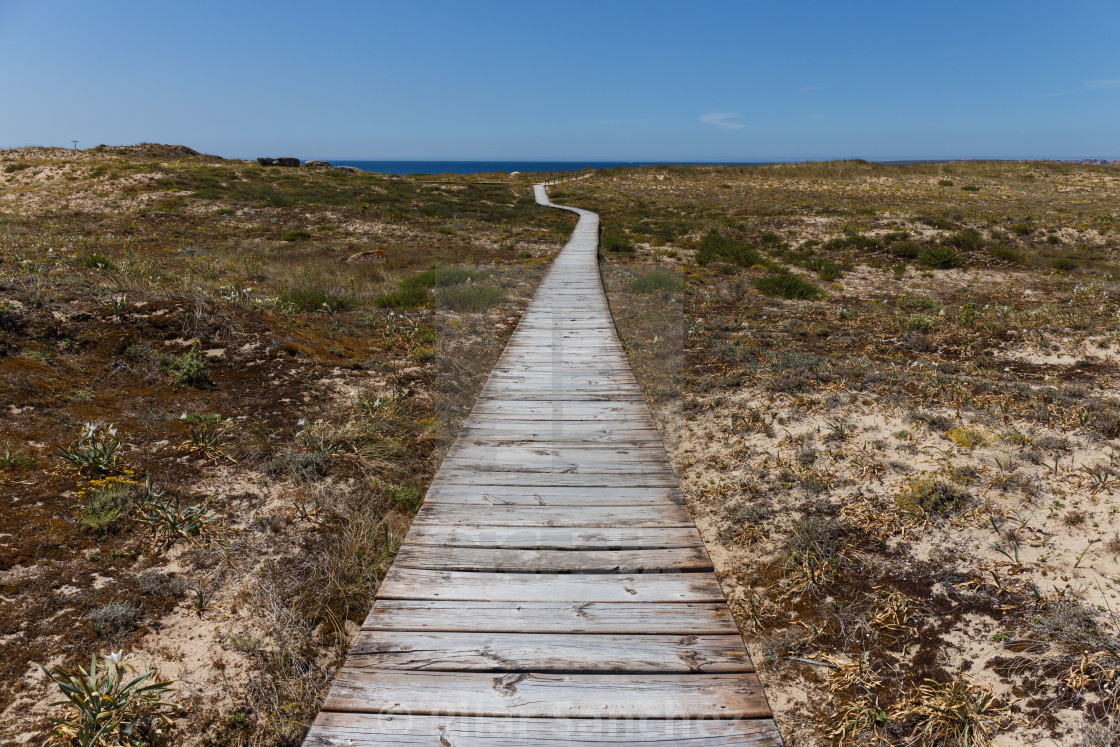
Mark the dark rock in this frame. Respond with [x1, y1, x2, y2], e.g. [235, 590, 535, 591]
[332, 165, 361, 173]
[257, 157, 300, 167]
[303, 160, 331, 168]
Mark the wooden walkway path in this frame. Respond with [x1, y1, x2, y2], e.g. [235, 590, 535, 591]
[303, 185, 781, 745]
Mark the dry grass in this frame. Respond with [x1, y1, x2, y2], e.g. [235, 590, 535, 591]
[0, 144, 572, 745]
[582, 161, 1120, 745]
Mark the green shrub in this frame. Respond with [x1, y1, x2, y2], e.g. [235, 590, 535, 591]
[938, 179, 954, 187]
[375, 282, 429, 309]
[758, 231, 788, 250]
[803, 258, 843, 280]
[918, 247, 964, 269]
[696, 231, 762, 266]
[753, 272, 824, 300]
[375, 266, 484, 308]
[77, 478, 133, 534]
[436, 285, 503, 312]
[80, 253, 115, 270]
[961, 184, 981, 192]
[386, 482, 423, 511]
[895, 473, 968, 516]
[906, 314, 936, 333]
[4, 162, 31, 174]
[888, 240, 923, 259]
[432, 266, 487, 286]
[281, 228, 312, 241]
[897, 295, 938, 311]
[629, 270, 685, 294]
[944, 229, 984, 251]
[601, 230, 635, 253]
[168, 343, 208, 386]
[914, 213, 957, 230]
[1051, 257, 1078, 271]
[1008, 221, 1034, 236]
[988, 244, 1023, 264]
[822, 234, 881, 253]
[278, 285, 352, 312]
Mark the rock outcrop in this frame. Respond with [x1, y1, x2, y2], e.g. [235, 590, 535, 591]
[257, 157, 300, 167]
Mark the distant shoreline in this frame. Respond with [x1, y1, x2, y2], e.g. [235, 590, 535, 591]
[319, 158, 1120, 175]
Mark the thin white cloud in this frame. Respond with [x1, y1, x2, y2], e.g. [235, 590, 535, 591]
[1038, 77, 1120, 97]
[699, 112, 745, 130]
[1079, 78, 1120, 91]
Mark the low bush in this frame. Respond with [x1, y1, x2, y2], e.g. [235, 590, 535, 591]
[803, 257, 843, 280]
[375, 266, 485, 308]
[80, 252, 115, 270]
[914, 213, 958, 230]
[696, 231, 762, 266]
[988, 244, 1023, 264]
[918, 246, 964, 269]
[944, 229, 984, 251]
[168, 343, 208, 386]
[1051, 257, 1078, 271]
[822, 234, 881, 253]
[436, 285, 503, 312]
[629, 270, 685, 294]
[278, 285, 352, 312]
[89, 602, 138, 636]
[888, 240, 923, 259]
[753, 272, 825, 300]
[281, 228, 312, 241]
[601, 230, 635, 253]
[895, 472, 969, 516]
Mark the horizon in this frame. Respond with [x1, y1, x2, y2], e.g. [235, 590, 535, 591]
[2, 0, 1118, 160]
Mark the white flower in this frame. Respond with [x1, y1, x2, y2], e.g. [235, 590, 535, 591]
[179, 413, 188, 420]
[297, 418, 306, 427]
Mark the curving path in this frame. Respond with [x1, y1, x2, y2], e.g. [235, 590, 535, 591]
[303, 184, 781, 745]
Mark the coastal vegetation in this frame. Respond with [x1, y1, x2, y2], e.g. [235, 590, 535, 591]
[572, 159, 1120, 745]
[0, 143, 572, 745]
[5, 147, 1120, 745]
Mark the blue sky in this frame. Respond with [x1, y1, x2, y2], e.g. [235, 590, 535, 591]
[1, 0, 1117, 160]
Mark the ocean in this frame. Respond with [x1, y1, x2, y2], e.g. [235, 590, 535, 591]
[326, 160, 764, 175]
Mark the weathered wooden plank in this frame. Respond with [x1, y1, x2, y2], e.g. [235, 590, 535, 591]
[322, 670, 771, 718]
[306, 713, 783, 747]
[303, 181, 774, 743]
[445, 444, 667, 462]
[439, 455, 671, 473]
[377, 569, 727, 602]
[454, 435, 666, 449]
[404, 525, 701, 549]
[344, 631, 751, 672]
[414, 503, 694, 527]
[422, 484, 684, 506]
[394, 545, 713, 572]
[362, 600, 740, 634]
[475, 392, 649, 403]
[457, 421, 661, 436]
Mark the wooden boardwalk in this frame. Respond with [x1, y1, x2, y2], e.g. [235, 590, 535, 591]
[303, 185, 781, 745]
